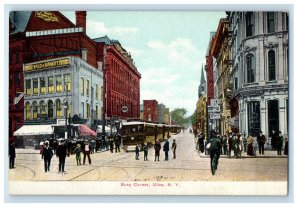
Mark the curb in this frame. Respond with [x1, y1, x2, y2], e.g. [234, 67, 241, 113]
[199, 154, 288, 159]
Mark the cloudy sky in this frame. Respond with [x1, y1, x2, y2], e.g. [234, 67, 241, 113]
[62, 11, 226, 116]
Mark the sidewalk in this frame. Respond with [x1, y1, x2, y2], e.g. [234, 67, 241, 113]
[198, 150, 288, 158]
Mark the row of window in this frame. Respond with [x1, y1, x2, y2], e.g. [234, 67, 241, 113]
[245, 12, 288, 38]
[80, 77, 100, 100]
[25, 100, 100, 120]
[25, 74, 71, 95]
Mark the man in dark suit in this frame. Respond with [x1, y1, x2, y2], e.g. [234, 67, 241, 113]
[257, 130, 266, 155]
[56, 139, 68, 173]
[9, 142, 16, 169]
[163, 139, 170, 161]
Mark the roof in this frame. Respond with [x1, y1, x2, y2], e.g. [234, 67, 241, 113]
[13, 125, 53, 136]
[93, 35, 121, 46]
[10, 11, 32, 34]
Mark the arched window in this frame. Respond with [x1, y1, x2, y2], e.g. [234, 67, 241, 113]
[246, 54, 255, 83]
[48, 100, 54, 118]
[32, 101, 38, 119]
[40, 101, 46, 115]
[268, 50, 276, 81]
[25, 102, 31, 120]
[245, 12, 255, 37]
[56, 99, 62, 118]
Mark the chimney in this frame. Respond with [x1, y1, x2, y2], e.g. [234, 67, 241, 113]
[75, 11, 87, 33]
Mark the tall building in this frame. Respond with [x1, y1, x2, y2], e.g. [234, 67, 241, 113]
[94, 36, 141, 120]
[143, 100, 158, 122]
[9, 11, 98, 143]
[228, 12, 289, 138]
[205, 32, 216, 105]
[210, 18, 232, 135]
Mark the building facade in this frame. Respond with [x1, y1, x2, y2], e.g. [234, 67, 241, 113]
[94, 36, 141, 120]
[143, 100, 158, 122]
[23, 56, 103, 127]
[205, 32, 216, 105]
[229, 12, 289, 139]
[9, 11, 97, 143]
[210, 18, 233, 135]
[157, 103, 166, 123]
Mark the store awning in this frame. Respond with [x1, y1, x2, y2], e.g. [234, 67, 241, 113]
[79, 124, 97, 137]
[13, 125, 54, 136]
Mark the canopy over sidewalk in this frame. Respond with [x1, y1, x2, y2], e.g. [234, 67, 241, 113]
[79, 124, 97, 137]
[13, 125, 53, 136]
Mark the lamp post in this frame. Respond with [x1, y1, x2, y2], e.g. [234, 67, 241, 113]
[64, 83, 68, 140]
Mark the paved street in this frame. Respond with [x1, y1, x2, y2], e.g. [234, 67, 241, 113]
[9, 131, 288, 182]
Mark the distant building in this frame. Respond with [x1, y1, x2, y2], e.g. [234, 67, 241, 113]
[139, 104, 144, 120]
[157, 103, 166, 123]
[164, 108, 170, 125]
[143, 100, 158, 122]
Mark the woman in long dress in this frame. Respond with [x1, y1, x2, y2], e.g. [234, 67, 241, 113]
[247, 135, 255, 156]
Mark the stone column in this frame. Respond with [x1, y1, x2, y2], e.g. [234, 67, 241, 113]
[258, 35, 265, 85]
[277, 33, 285, 84]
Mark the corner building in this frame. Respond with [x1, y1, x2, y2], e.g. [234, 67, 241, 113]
[229, 12, 289, 140]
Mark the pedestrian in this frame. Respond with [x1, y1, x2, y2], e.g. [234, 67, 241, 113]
[73, 144, 82, 165]
[109, 137, 114, 153]
[143, 143, 149, 161]
[41, 141, 53, 172]
[163, 139, 170, 161]
[257, 131, 266, 155]
[228, 133, 233, 158]
[115, 133, 121, 153]
[53, 139, 58, 154]
[171, 139, 177, 159]
[271, 129, 278, 150]
[39, 140, 45, 155]
[276, 131, 284, 155]
[207, 132, 221, 175]
[199, 133, 204, 153]
[154, 140, 161, 161]
[56, 139, 68, 173]
[247, 135, 255, 156]
[242, 135, 247, 152]
[223, 135, 228, 155]
[135, 144, 140, 160]
[83, 140, 91, 165]
[284, 136, 288, 155]
[9, 142, 16, 169]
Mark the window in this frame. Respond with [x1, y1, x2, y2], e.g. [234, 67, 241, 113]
[48, 77, 54, 93]
[268, 50, 276, 81]
[33, 79, 38, 95]
[25, 79, 31, 95]
[268, 100, 279, 135]
[32, 102, 38, 119]
[48, 100, 54, 118]
[245, 12, 255, 37]
[40, 101, 46, 115]
[64, 74, 71, 92]
[234, 77, 238, 90]
[246, 54, 255, 83]
[81, 77, 84, 96]
[15, 73, 20, 86]
[286, 13, 289, 31]
[40, 77, 46, 94]
[96, 84, 99, 100]
[25, 102, 31, 120]
[86, 103, 90, 118]
[86, 80, 89, 96]
[56, 75, 62, 93]
[81, 102, 84, 118]
[96, 105, 98, 119]
[247, 101, 260, 136]
[56, 99, 62, 118]
[267, 12, 275, 33]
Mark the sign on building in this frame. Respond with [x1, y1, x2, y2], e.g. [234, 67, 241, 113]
[210, 113, 220, 120]
[207, 106, 220, 113]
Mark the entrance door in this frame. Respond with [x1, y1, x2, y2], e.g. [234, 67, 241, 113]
[268, 100, 279, 134]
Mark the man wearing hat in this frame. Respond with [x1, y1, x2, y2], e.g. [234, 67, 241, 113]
[73, 143, 82, 165]
[41, 141, 53, 172]
[257, 130, 266, 155]
[276, 131, 284, 155]
[56, 139, 68, 173]
[171, 139, 177, 159]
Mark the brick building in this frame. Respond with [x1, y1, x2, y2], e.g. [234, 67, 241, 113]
[143, 100, 158, 122]
[205, 32, 216, 105]
[94, 36, 141, 120]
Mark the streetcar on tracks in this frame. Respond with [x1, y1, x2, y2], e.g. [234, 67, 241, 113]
[120, 119, 181, 151]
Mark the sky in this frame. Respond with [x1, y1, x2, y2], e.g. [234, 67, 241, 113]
[62, 11, 226, 116]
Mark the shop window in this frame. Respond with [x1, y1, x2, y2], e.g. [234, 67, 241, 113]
[25, 102, 31, 120]
[33, 79, 38, 95]
[247, 101, 260, 136]
[40, 101, 47, 115]
[48, 100, 54, 118]
[32, 102, 38, 119]
[56, 99, 62, 118]
[268, 100, 279, 135]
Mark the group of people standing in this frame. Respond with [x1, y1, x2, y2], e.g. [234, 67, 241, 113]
[135, 139, 177, 162]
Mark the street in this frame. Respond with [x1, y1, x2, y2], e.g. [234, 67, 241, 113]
[9, 131, 288, 182]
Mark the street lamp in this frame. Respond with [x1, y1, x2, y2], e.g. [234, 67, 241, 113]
[64, 100, 68, 140]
